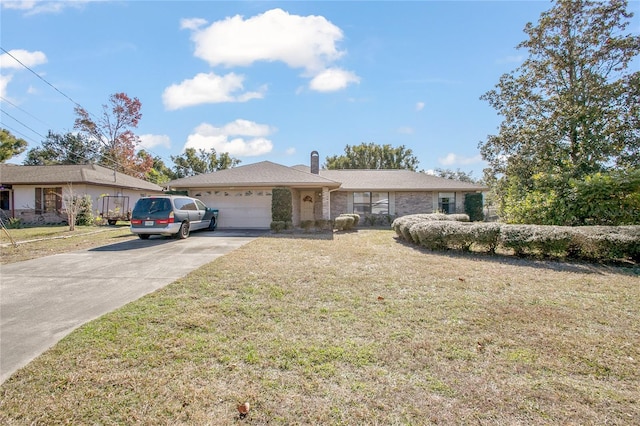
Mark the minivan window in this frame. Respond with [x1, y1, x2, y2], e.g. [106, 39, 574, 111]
[195, 199, 207, 211]
[174, 197, 196, 210]
[133, 198, 171, 214]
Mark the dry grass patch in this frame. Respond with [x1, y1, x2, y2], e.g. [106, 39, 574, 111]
[1, 230, 638, 424]
[0, 225, 135, 264]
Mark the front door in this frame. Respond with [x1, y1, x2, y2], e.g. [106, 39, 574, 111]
[300, 191, 315, 222]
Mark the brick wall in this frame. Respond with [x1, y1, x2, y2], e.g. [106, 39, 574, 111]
[330, 191, 348, 219]
[395, 191, 434, 216]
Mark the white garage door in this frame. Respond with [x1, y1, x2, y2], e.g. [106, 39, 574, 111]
[198, 188, 272, 228]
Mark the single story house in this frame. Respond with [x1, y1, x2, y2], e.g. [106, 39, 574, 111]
[166, 151, 487, 229]
[0, 163, 164, 224]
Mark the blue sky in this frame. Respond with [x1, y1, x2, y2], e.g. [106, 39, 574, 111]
[2, 0, 637, 178]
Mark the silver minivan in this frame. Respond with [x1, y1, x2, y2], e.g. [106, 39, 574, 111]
[130, 195, 217, 239]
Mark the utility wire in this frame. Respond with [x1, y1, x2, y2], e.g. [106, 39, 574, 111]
[0, 108, 47, 140]
[0, 123, 40, 146]
[1, 46, 176, 178]
[1, 47, 83, 109]
[1, 96, 51, 127]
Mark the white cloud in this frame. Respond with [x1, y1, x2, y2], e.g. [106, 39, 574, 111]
[162, 72, 266, 110]
[1, 0, 92, 15]
[438, 153, 483, 166]
[190, 8, 344, 72]
[184, 8, 359, 93]
[309, 68, 360, 92]
[139, 134, 171, 150]
[285, 147, 296, 155]
[0, 49, 47, 70]
[183, 120, 275, 157]
[180, 17, 207, 31]
[0, 74, 12, 98]
[416, 102, 425, 111]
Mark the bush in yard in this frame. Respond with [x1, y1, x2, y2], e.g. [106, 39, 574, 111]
[464, 193, 484, 222]
[470, 222, 501, 254]
[315, 219, 333, 231]
[272, 187, 292, 223]
[392, 213, 470, 243]
[270, 221, 286, 233]
[411, 221, 463, 251]
[335, 215, 355, 231]
[300, 220, 315, 231]
[568, 226, 640, 262]
[341, 213, 360, 227]
[75, 195, 94, 226]
[6, 217, 23, 229]
[393, 214, 640, 263]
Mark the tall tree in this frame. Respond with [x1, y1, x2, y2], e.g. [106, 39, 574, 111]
[171, 147, 241, 178]
[479, 0, 640, 224]
[24, 131, 101, 165]
[74, 92, 152, 178]
[324, 143, 419, 170]
[432, 168, 477, 183]
[0, 128, 28, 162]
[139, 150, 176, 185]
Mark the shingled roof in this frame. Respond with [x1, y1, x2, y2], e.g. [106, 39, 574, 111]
[0, 164, 164, 192]
[292, 166, 487, 191]
[168, 161, 341, 189]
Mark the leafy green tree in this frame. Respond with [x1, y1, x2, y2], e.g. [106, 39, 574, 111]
[171, 147, 241, 178]
[74, 92, 153, 179]
[24, 131, 101, 165]
[0, 128, 28, 162]
[479, 0, 639, 224]
[433, 168, 477, 183]
[138, 151, 175, 185]
[325, 143, 419, 170]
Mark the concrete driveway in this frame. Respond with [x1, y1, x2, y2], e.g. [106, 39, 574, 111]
[0, 229, 266, 384]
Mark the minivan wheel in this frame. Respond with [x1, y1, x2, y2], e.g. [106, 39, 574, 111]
[177, 222, 190, 239]
[208, 218, 217, 231]
[138, 234, 150, 240]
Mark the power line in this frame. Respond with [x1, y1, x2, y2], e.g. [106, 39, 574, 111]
[0, 123, 40, 146]
[0, 108, 47, 140]
[1, 96, 51, 127]
[1, 46, 176, 177]
[0, 47, 83, 109]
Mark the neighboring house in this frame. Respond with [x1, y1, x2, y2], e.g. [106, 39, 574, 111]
[0, 163, 164, 224]
[167, 151, 487, 229]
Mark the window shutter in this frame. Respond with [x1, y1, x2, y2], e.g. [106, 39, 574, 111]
[35, 188, 42, 214]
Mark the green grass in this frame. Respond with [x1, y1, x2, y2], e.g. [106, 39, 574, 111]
[1, 230, 639, 424]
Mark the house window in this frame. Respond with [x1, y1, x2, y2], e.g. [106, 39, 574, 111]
[353, 192, 389, 215]
[35, 187, 62, 214]
[438, 192, 456, 214]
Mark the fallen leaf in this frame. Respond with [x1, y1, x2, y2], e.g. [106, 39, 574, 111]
[377, 296, 385, 301]
[237, 402, 250, 416]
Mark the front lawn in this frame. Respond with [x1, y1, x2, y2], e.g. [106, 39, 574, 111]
[1, 230, 638, 424]
[0, 225, 136, 264]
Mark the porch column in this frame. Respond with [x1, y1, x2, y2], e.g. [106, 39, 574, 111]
[322, 187, 330, 220]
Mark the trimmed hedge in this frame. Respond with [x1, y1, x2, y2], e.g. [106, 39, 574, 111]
[392, 214, 640, 263]
[335, 213, 360, 231]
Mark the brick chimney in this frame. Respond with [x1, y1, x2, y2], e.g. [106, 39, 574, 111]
[310, 150, 319, 174]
